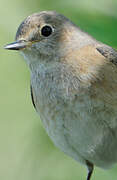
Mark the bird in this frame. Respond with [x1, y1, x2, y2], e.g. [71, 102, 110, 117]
[4, 11, 117, 180]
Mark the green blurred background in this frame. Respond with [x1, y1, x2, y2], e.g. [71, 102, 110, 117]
[1, 0, 117, 180]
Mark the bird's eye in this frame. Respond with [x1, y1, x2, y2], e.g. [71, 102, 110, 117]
[41, 25, 53, 37]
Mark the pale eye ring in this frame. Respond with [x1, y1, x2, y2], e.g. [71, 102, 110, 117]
[41, 25, 53, 37]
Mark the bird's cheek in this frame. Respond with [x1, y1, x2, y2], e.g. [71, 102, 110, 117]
[31, 42, 40, 50]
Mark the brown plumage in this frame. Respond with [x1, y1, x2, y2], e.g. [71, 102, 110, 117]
[5, 11, 117, 180]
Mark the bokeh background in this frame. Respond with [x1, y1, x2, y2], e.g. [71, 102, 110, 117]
[1, 0, 117, 180]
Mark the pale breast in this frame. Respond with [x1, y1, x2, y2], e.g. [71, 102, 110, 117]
[30, 61, 117, 168]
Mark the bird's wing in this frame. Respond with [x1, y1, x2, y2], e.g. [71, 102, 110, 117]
[66, 44, 117, 104]
[63, 44, 117, 168]
[67, 44, 117, 84]
[96, 45, 117, 65]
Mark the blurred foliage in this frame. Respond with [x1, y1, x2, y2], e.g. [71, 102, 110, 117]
[1, 0, 117, 180]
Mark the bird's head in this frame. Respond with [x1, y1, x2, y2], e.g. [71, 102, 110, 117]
[5, 11, 77, 64]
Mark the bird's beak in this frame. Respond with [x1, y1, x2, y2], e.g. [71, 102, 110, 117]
[4, 40, 30, 50]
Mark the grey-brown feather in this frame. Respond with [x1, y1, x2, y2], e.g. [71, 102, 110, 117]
[13, 11, 117, 180]
[96, 45, 117, 65]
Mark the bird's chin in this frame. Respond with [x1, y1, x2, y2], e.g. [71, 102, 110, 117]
[20, 48, 34, 65]
[20, 46, 41, 66]
[20, 41, 56, 65]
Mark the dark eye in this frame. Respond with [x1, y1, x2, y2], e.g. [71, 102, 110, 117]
[41, 25, 53, 37]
